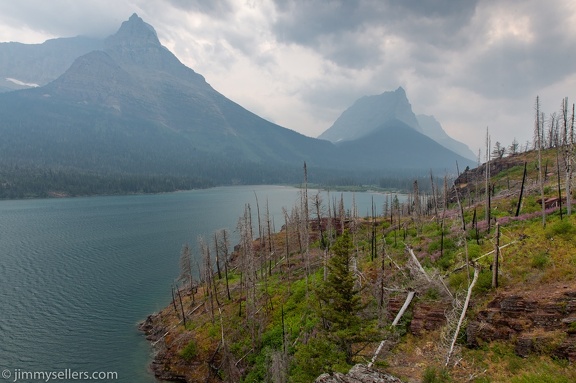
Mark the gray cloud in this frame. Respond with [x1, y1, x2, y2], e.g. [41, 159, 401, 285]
[0, 0, 575, 152]
[271, 0, 479, 68]
[0, 0, 130, 38]
[450, 2, 576, 99]
[166, 0, 234, 16]
[272, 0, 369, 44]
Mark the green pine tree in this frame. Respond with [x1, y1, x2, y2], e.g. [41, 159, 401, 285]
[317, 230, 365, 363]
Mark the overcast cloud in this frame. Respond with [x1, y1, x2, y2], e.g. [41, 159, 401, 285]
[1, 0, 575, 155]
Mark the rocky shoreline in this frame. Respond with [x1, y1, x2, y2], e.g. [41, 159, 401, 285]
[140, 309, 408, 383]
[139, 312, 188, 382]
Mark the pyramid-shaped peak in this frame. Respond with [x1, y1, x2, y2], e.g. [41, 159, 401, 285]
[318, 87, 421, 142]
[394, 86, 406, 95]
[105, 13, 160, 48]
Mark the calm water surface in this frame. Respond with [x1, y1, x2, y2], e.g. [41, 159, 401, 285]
[0, 186, 400, 382]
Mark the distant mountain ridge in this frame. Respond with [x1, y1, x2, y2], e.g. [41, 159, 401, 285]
[0, 36, 102, 92]
[0, 14, 473, 194]
[336, 119, 474, 172]
[416, 114, 476, 161]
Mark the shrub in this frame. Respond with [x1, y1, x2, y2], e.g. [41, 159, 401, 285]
[261, 324, 283, 349]
[428, 239, 441, 253]
[449, 270, 469, 291]
[435, 253, 454, 271]
[422, 366, 452, 383]
[546, 220, 575, 238]
[474, 269, 494, 294]
[423, 287, 440, 301]
[531, 252, 549, 269]
[179, 340, 197, 361]
[290, 337, 348, 383]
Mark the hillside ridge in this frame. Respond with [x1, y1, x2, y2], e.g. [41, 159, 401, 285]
[140, 147, 576, 382]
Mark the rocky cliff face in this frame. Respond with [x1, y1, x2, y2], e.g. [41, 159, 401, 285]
[467, 282, 576, 361]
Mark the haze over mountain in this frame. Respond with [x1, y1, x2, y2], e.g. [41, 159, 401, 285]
[416, 114, 476, 161]
[0, 36, 102, 92]
[318, 88, 475, 168]
[0, 15, 335, 180]
[0, 14, 473, 194]
[318, 87, 421, 142]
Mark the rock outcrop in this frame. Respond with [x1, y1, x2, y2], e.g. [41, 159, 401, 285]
[388, 295, 450, 335]
[467, 284, 576, 360]
[315, 364, 404, 383]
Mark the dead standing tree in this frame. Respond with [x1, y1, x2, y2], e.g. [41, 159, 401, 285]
[198, 235, 217, 321]
[561, 97, 574, 216]
[312, 191, 330, 281]
[430, 169, 439, 225]
[413, 180, 421, 232]
[282, 207, 293, 292]
[179, 243, 195, 298]
[213, 233, 222, 280]
[238, 203, 258, 344]
[265, 199, 275, 275]
[536, 96, 546, 227]
[485, 128, 491, 232]
[301, 162, 310, 293]
[215, 229, 232, 301]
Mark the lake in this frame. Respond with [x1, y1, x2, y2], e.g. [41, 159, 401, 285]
[0, 186, 402, 382]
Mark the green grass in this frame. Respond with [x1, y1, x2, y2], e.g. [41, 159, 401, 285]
[164, 148, 576, 383]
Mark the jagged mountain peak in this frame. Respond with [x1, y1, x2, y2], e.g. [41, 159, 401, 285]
[101, 14, 205, 83]
[105, 13, 160, 49]
[318, 87, 421, 143]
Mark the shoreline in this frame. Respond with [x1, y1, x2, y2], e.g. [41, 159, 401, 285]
[139, 312, 188, 382]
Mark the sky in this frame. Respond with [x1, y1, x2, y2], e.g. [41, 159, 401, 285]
[1, 0, 575, 158]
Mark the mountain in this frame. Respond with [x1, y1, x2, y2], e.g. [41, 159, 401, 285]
[318, 88, 474, 171]
[416, 114, 476, 161]
[0, 14, 472, 196]
[336, 119, 474, 171]
[318, 87, 421, 142]
[0, 14, 337, 183]
[0, 36, 102, 92]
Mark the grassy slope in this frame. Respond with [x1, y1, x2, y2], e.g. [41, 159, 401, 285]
[145, 148, 576, 383]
